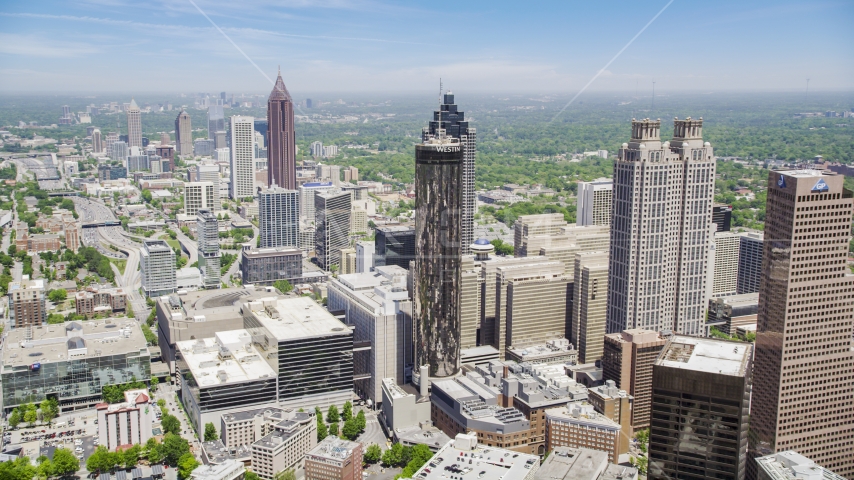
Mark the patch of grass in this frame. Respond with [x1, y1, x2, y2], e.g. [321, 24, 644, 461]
[109, 258, 127, 275]
[165, 239, 180, 250]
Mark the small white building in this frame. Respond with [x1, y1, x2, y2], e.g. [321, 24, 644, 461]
[176, 267, 203, 291]
[190, 459, 245, 480]
[96, 389, 153, 451]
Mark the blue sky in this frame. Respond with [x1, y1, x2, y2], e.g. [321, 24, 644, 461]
[0, 0, 852, 93]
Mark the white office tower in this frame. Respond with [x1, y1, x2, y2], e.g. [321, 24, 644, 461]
[126, 98, 142, 148]
[214, 147, 230, 164]
[355, 241, 374, 273]
[197, 209, 221, 289]
[258, 185, 299, 248]
[105, 132, 119, 157]
[92, 128, 103, 153]
[310, 141, 323, 157]
[229, 116, 255, 200]
[140, 240, 176, 298]
[710, 231, 740, 298]
[184, 182, 217, 216]
[111, 141, 128, 162]
[298, 182, 335, 220]
[606, 118, 716, 336]
[577, 178, 613, 226]
[195, 164, 221, 208]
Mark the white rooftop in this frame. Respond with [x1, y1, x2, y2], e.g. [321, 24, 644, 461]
[413, 434, 540, 480]
[176, 329, 276, 387]
[781, 169, 825, 178]
[243, 296, 350, 341]
[656, 335, 751, 377]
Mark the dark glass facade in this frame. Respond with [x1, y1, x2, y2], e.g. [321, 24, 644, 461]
[240, 248, 303, 285]
[374, 226, 416, 270]
[712, 203, 733, 232]
[276, 334, 354, 400]
[414, 142, 462, 378]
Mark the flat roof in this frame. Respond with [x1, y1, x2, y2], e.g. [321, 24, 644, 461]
[413, 436, 539, 480]
[306, 437, 360, 461]
[243, 296, 350, 341]
[756, 451, 847, 480]
[176, 329, 276, 387]
[242, 246, 303, 258]
[656, 335, 752, 377]
[1, 319, 149, 370]
[779, 168, 828, 178]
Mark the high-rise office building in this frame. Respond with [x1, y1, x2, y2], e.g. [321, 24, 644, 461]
[140, 240, 176, 298]
[196, 209, 221, 289]
[195, 163, 221, 208]
[374, 226, 416, 270]
[749, 169, 854, 478]
[184, 182, 217, 217]
[315, 190, 351, 270]
[422, 93, 476, 255]
[601, 329, 667, 431]
[513, 213, 567, 257]
[298, 182, 335, 220]
[105, 132, 119, 157]
[571, 251, 609, 364]
[577, 178, 613, 227]
[111, 141, 128, 161]
[229, 116, 255, 200]
[737, 232, 763, 294]
[126, 99, 142, 149]
[267, 69, 296, 190]
[607, 118, 715, 336]
[159, 132, 170, 146]
[175, 110, 193, 156]
[649, 335, 753, 480]
[310, 141, 323, 158]
[92, 128, 103, 153]
[712, 203, 733, 232]
[711, 230, 741, 298]
[414, 131, 463, 378]
[258, 186, 299, 248]
[208, 104, 224, 141]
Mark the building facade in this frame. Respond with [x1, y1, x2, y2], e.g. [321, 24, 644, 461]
[240, 247, 303, 286]
[75, 287, 127, 318]
[229, 116, 255, 200]
[374, 225, 415, 270]
[577, 178, 613, 227]
[184, 182, 217, 216]
[140, 240, 176, 297]
[298, 182, 334, 220]
[197, 209, 221, 289]
[96, 389, 154, 451]
[315, 190, 351, 270]
[304, 438, 363, 480]
[607, 117, 715, 336]
[513, 213, 567, 257]
[267, 70, 296, 190]
[711, 231, 741, 298]
[545, 402, 624, 464]
[258, 186, 299, 248]
[572, 251, 609, 364]
[737, 232, 763, 294]
[749, 169, 854, 477]
[7, 277, 46, 328]
[126, 99, 142, 148]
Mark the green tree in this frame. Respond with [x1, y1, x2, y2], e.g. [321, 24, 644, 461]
[326, 404, 339, 423]
[382, 443, 405, 467]
[47, 313, 65, 324]
[141, 190, 153, 203]
[315, 408, 328, 442]
[341, 418, 360, 441]
[8, 408, 21, 428]
[328, 422, 339, 437]
[204, 422, 218, 442]
[177, 453, 199, 480]
[634, 428, 649, 454]
[161, 434, 191, 466]
[86, 446, 118, 473]
[40, 398, 58, 424]
[342, 401, 353, 422]
[37, 456, 53, 480]
[122, 444, 141, 469]
[0, 457, 36, 480]
[364, 444, 382, 464]
[51, 447, 79, 477]
[161, 414, 181, 436]
[355, 410, 366, 431]
[145, 438, 164, 464]
[23, 406, 38, 426]
[244, 472, 260, 480]
[47, 289, 67, 303]
[273, 279, 293, 294]
[274, 470, 296, 480]
[150, 376, 159, 392]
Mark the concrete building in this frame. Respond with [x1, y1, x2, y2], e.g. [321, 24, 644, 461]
[176, 267, 203, 291]
[577, 179, 613, 227]
[74, 286, 127, 318]
[8, 277, 46, 328]
[298, 182, 334, 220]
[737, 231, 763, 294]
[505, 339, 578, 365]
[350, 205, 367, 235]
[0, 319, 151, 412]
[249, 411, 317, 480]
[755, 451, 847, 480]
[711, 230, 741, 298]
[514, 213, 568, 257]
[571, 251, 609, 364]
[240, 246, 304, 286]
[607, 118, 715, 336]
[27, 234, 62, 253]
[197, 209, 221, 289]
[355, 241, 374, 274]
[380, 377, 431, 432]
[750, 169, 854, 478]
[96, 388, 153, 451]
[545, 402, 624, 464]
[707, 293, 758, 336]
[140, 240, 176, 297]
[649, 335, 753, 480]
[189, 460, 245, 480]
[184, 182, 217, 216]
[315, 190, 351, 270]
[327, 266, 412, 404]
[304, 437, 363, 480]
[374, 225, 415, 270]
[586, 381, 632, 456]
[535, 447, 638, 480]
[600, 329, 667, 431]
[258, 185, 299, 248]
[230, 116, 255, 200]
[338, 247, 356, 275]
[92, 128, 103, 153]
[126, 99, 142, 148]
[412, 434, 540, 480]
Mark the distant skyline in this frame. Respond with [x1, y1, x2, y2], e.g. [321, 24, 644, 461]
[0, 0, 852, 93]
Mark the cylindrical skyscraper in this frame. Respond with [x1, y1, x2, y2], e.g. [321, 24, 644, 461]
[414, 134, 463, 378]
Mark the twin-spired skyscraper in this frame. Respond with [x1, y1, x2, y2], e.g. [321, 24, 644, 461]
[606, 117, 715, 336]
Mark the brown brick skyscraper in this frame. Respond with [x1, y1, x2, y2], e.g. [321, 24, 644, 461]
[267, 68, 296, 189]
[749, 169, 854, 478]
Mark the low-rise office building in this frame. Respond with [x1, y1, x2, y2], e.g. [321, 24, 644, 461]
[545, 402, 624, 464]
[240, 246, 303, 286]
[586, 381, 632, 456]
[707, 293, 759, 336]
[0, 319, 151, 412]
[249, 411, 316, 480]
[412, 434, 540, 480]
[75, 287, 127, 318]
[189, 460, 245, 480]
[304, 437, 363, 480]
[505, 339, 578, 365]
[380, 377, 431, 432]
[96, 388, 154, 451]
[755, 451, 847, 480]
[535, 447, 637, 480]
